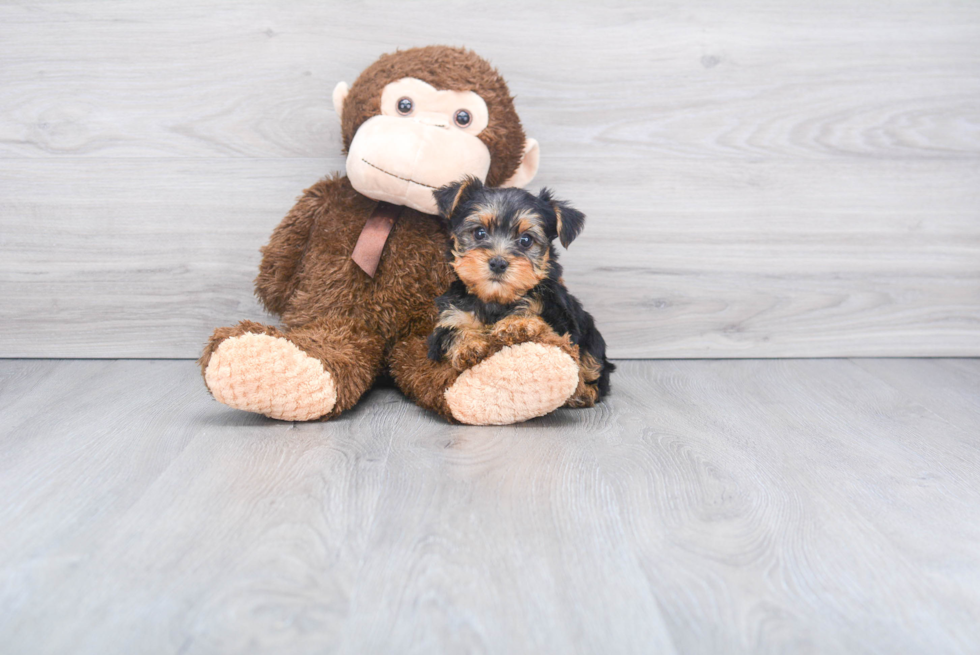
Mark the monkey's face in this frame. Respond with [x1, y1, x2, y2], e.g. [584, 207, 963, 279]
[344, 78, 492, 214]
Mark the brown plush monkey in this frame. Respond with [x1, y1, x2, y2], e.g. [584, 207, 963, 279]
[199, 46, 582, 425]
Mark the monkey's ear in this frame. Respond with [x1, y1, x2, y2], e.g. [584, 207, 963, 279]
[332, 82, 349, 119]
[502, 139, 540, 188]
[539, 188, 586, 248]
[434, 176, 484, 223]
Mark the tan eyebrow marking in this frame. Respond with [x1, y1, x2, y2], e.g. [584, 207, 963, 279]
[514, 210, 545, 234]
[468, 201, 499, 229]
[514, 211, 547, 243]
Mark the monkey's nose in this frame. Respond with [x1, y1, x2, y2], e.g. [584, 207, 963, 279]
[488, 256, 509, 275]
[415, 113, 450, 129]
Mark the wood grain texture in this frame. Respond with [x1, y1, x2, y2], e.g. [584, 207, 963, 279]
[2, 157, 977, 358]
[1, 0, 978, 358]
[1, 358, 979, 653]
[2, 1, 977, 160]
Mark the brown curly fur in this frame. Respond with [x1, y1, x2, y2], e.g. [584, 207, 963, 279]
[200, 46, 547, 422]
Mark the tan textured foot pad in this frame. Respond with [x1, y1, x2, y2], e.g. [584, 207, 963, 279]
[445, 342, 579, 425]
[204, 333, 336, 421]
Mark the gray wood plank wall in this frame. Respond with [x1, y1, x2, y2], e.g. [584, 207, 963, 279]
[2, 1, 978, 358]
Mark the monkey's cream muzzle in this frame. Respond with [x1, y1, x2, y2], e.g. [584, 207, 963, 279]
[346, 115, 491, 215]
[342, 78, 492, 215]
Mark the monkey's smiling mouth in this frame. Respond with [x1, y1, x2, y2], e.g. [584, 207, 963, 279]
[360, 159, 437, 189]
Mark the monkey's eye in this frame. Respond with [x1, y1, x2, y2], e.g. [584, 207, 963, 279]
[473, 227, 488, 241]
[454, 109, 471, 127]
[518, 233, 533, 249]
[396, 97, 414, 115]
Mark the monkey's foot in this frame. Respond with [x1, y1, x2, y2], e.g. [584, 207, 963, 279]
[204, 332, 336, 421]
[444, 342, 579, 425]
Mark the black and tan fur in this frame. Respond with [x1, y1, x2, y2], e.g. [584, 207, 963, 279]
[428, 177, 614, 407]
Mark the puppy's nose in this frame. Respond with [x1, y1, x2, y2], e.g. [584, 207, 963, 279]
[488, 256, 509, 275]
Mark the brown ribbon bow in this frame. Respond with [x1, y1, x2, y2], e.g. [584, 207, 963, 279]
[351, 201, 403, 278]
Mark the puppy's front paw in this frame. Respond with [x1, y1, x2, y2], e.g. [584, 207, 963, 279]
[490, 315, 550, 346]
[448, 332, 492, 371]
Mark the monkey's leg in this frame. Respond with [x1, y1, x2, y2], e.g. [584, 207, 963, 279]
[387, 324, 461, 422]
[199, 318, 384, 421]
[389, 327, 580, 425]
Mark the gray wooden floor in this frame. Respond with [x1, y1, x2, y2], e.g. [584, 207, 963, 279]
[1, 358, 978, 654]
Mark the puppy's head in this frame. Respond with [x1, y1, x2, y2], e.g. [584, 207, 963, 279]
[434, 177, 585, 303]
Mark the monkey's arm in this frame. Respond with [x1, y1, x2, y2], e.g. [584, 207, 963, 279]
[253, 183, 326, 316]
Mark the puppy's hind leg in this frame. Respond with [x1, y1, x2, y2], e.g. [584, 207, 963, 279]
[564, 351, 603, 408]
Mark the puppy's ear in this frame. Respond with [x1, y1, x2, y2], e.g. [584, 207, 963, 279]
[434, 176, 484, 224]
[538, 188, 586, 248]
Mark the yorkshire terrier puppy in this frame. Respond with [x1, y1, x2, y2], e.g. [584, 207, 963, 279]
[427, 176, 614, 408]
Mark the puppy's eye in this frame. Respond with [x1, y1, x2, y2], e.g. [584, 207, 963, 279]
[454, 109, 471, 127]
[474, 227, 488, 240]
[397, 97, 413, 115]
[518, 233, 533, 249]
